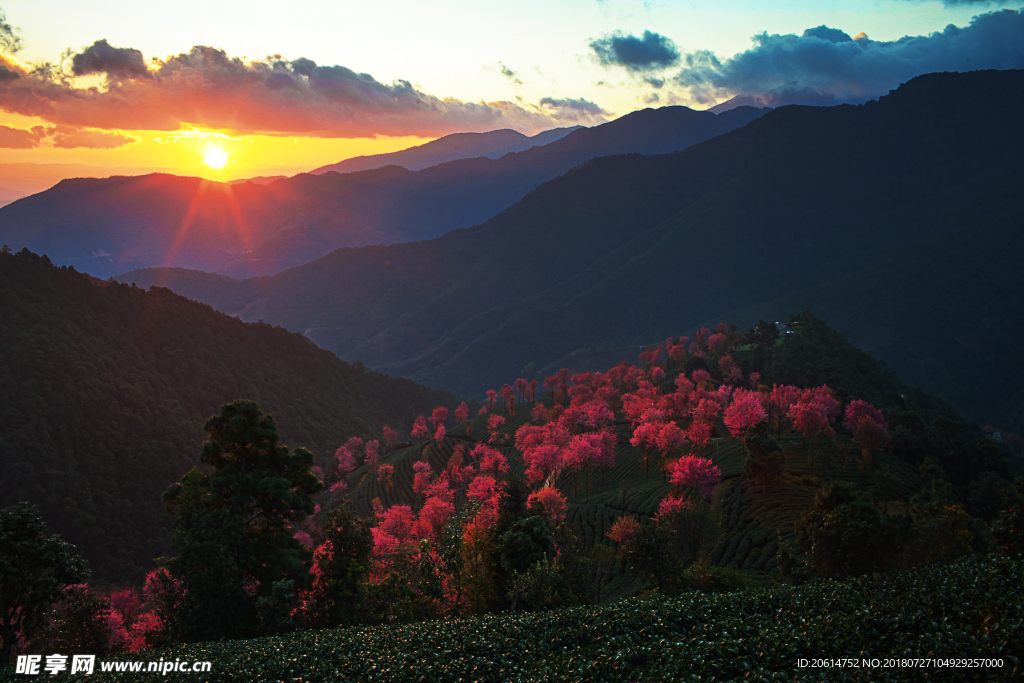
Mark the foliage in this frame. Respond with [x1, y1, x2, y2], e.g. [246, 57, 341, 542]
[743, 421, 784, 491]
[0, 503, 89, 666]
[86, 558, 1024, 682]
[0, 250, 454, 582]
[794, 482, 897, 579]
[623, 497, 721, 595]
[162, 401, 322, 642]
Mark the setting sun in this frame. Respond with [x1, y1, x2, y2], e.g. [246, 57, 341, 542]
[203, 145, 229, 170]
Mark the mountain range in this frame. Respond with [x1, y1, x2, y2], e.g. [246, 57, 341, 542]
[0, 106, 767, 279]
[116, 70, 1024, 433]
[309, 126, 583, 174]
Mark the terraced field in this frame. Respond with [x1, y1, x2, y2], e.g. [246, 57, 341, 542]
[341, 400, 916, 594]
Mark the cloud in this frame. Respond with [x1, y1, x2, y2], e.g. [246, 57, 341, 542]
[72, 39, 151, 80]
[50, 126, 136, 149]
[672, 9, 1024, 106]
[0, 124, 43, 148]
[590, 30, 680, 72]
[538, 96, 610, 123]
[0, 121, 135, 149]
[0, 41, 588, 137]
[1, 8, 21, 54]
[498, 62, 522, 85]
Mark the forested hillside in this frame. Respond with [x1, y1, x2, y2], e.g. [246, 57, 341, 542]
[120, 70, 1024, 436]
[0, 249, 454, 582]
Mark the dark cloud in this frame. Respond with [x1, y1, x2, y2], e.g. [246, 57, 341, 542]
[538, 96, 610, 123]
[72, 39, 151, 80]
[802, 26, 853, 43]
[0, 44, 583, 136]
[590, 30, 680, 72]
[672, 9, 1024, 106]
[499, 62, 522, 85]
[0, 124, 43, 148]
[644, 77, 665, 89]
[1, 8, 21, 54]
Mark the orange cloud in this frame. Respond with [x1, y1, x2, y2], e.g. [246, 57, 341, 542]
[0, 123, 44, 148]
[0, 43, 609, 137]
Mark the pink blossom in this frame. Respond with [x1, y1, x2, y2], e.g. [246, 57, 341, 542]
[411, 415, 428, 442]
[413, 461, 433, 497]
[668, 456, 721, 499]
[724, 389, 767, 438]
[655, 495, 694, 520]
[528, 487, 568, 526]
[607, 516, 640, 545]
[467, 475, 498, 502]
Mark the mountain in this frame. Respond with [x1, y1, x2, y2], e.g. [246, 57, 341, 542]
[0, 106, 768, 279]
[704, 202, 1024, 434]
[0, 248, 454, 582]
[118, 70, 1024, 432]
[310, 126, 583, 174]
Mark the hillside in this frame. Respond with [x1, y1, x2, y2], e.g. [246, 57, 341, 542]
[709, 204, 1024, 433]
[0, 249, 454, 582]
[0, 106, 767, 279]
[310, 126, 583, 174]
[119, 69, 1024, 426]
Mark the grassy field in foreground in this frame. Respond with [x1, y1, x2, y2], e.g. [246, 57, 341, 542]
[76, 557, 1021, 683]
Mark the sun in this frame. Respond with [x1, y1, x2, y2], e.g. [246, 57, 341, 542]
[202, 145, 230, 169]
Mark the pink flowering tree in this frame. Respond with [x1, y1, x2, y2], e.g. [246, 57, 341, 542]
[411, 415, 428, 445]
[668, 456, 722, 501]
[843, 400, 891, 468]
[528, 487, 568, 528]
[723, 389, 767, 442]
[382, 425, 398, 453]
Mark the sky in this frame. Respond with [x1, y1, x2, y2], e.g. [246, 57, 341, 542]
[0, 0, 1022, 197]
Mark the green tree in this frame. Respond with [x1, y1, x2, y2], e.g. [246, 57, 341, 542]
[0, 503, 89, 666]
[743, 421, 784, 492]
[795, 482, 896, 578]
[162, 400, 322, 642]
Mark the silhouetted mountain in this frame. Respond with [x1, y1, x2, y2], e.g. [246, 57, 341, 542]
[310, 126, 583, 174]
[0, 106, 768, 278]
[0, 249, 454, 582]
[708, 202, 1024, 434]
[119, 70, 1024, 430]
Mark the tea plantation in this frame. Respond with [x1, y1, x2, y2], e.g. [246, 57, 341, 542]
[85, 556, 1021, 682]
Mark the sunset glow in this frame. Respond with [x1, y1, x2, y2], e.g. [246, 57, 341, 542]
[202, 145, 229, 170]
[0, 1, 1020, 202]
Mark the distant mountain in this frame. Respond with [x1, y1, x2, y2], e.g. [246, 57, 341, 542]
[311, 126, 583, 174]
[0, 105, 768, 278]
[0, 249, 454, 582]
[229, 175, 288, 185]
[120, 70, 1024, 432]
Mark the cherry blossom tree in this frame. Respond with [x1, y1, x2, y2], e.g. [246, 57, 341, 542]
[668, 456, 721, 500]
[528, 487, 568, 527]
[382, 425, 398, 453]
[378, 463, 395, 491]
[411, 415, 428, 444]
[723, 389, 767, 440]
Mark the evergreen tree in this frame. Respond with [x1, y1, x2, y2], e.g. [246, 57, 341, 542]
[162, 401, 322, 642]
[0, 503, 89, 666]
